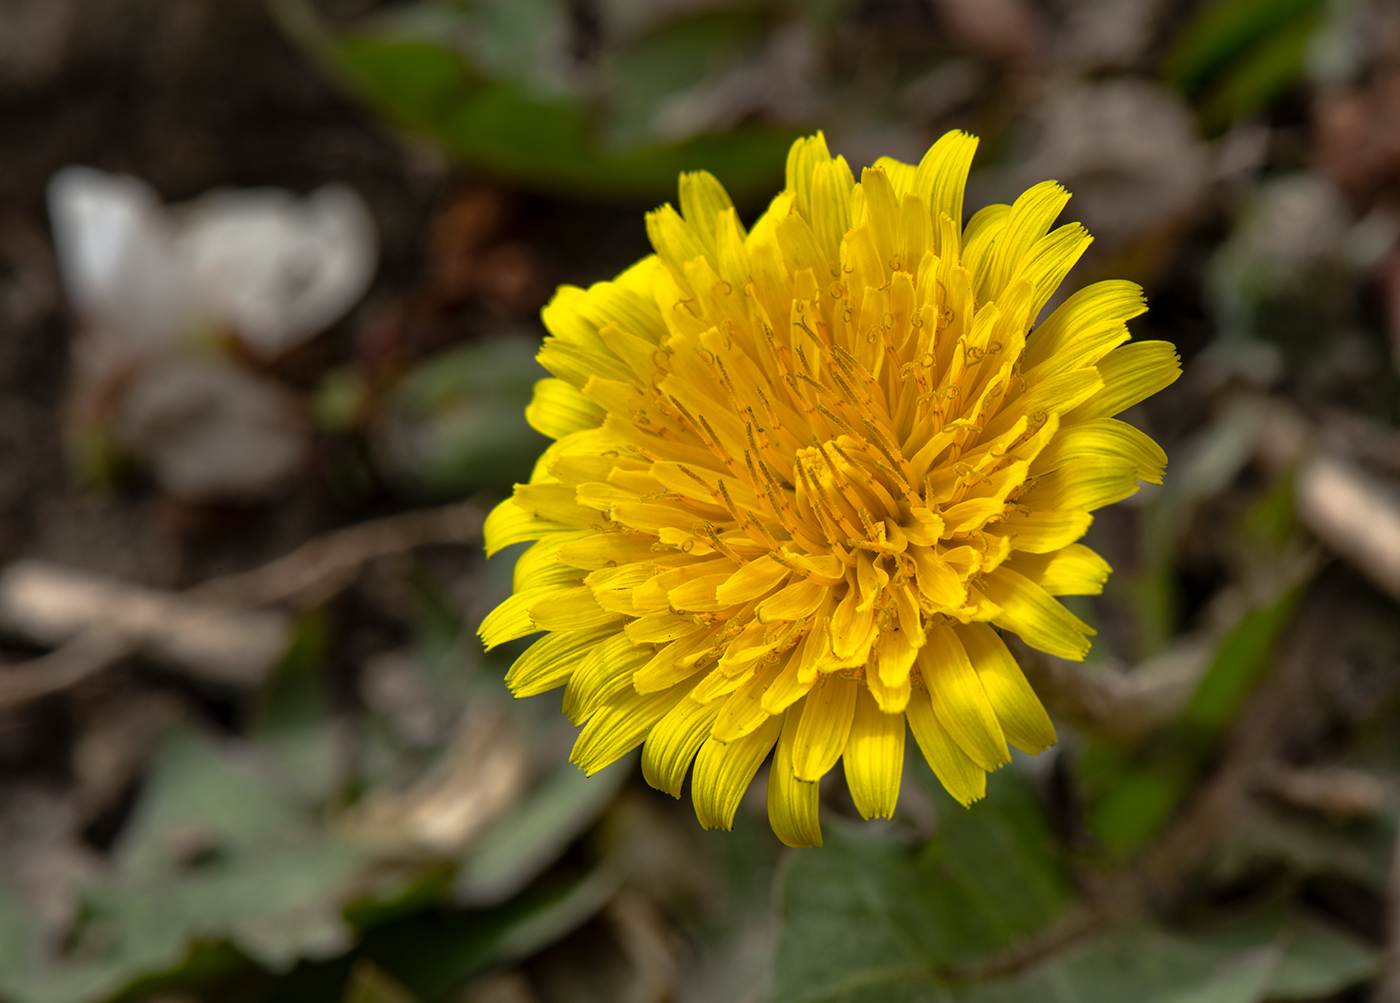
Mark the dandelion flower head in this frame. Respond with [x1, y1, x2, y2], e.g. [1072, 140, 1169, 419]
[480, 131, 1179, 847]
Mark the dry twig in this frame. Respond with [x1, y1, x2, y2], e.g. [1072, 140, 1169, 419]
[0, 631, 135, 711]
[0, 561, 289, 687]
[188, 501, 485, 608]
[0, 502, 484, 708]
[1296, 455, 1400, 605]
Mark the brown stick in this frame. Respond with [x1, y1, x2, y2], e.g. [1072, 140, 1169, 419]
[187, 501, 485, 608]
[0, 502, 485, 709]
[0, 631, 135, 711]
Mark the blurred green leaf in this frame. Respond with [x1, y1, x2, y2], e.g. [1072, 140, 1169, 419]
[314, 367, 372, 433]
[1239, 471, 1298, 554]
[1164, 0, 1320, 93]
[0, 726, 371, 1003]
[374, 336, 549, 497]
[1087, 763, 1194, 858]
[454, 756, 635, 907]
[1197, 11, 1325, 130]
[332, 32, 794, 200]
[1163, 0, 1325, 130]
[1206, 908, 1380, 1000]
[1088, 577, 1308, 855]
[1183, 581, 1305, 732]
[605, 10, 767, 148]
[250, 612, 341, 807]
[355, 866, 619, 999]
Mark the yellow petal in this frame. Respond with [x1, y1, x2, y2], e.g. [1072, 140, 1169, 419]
[526, 377, 604, 439]
[1067, 340, 1181, 422]
[872, 155, 917, 198]
[577, 269, 667, 344]
[984, 369, 1104, 439]
[873, 627, 917, 712]
[678, 169, 737, 257]
[920, 627, 1009, 771]
[977, 180, 1071, 304]
[989, 510, 1094, 554]
[979, 567, 1095, 661]
[716, 555, 791, 606]
[1024, 278, 1146, 371]
[1019, 224, 1093, 321]
[514, 533, 586, 591]
[961, 204, 1009, 279]
[626, 611, 703, 644]
[633, 630, 719, 693]
[760, 650, 815, 714]
[483, 498, 556, 557]
[646, 203, 710, 281]
[711, 659, 785, 743]
[843, 687, 905, 820]
[768, 703, 824, 848]
[791, 674, 858, 782]
[906, 683, 986, 807]
[912, 130, 978, 253]
[955, 623, 1057, 755]
[528, 586, 623, 632]
[1017, 456, 1139, 513]
[809, 156, 856, 263]
[642, 696, 722, 798]
[562, 632, 650, 725]
[479, 585, 552, 650]
[1003, 544, 1112, 596]
[691, 714, 783, 830]
[828, 586, 877, 666]
[571, 682, 693, 776]
[513, 482, 598, 526]
[539, 286, 633, 387]
[557, 533, 662, 570]
[867, 665, 911, 715]
[1033, 417, 1168, 485]
[756, 578, 827, 622]
[505, 623, 617, 697]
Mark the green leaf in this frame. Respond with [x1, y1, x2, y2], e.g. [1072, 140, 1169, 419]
[770, 768, 1378, 1003]
[605, 10, 768, 148]
[1183, 581, 1305, 732]
[377, 336, 550, 497]
[1163, 0, 1321, 95]
[357, 867, 619, 999]
[250, 612, 340, 806]
[329, 33, 794, 199]
[1197, 10, 1325, 130]
[454, 756, 635, 906]
[771, 771, 1072, 1002]
[1088, 578, 1308, 855]
[1162, 0, 1325, 130]
[0, 726, 372, 1003]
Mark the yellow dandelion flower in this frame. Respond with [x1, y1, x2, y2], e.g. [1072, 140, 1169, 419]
[479, 131, 1179, 848]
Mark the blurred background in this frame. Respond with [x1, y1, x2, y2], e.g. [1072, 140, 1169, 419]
[0, 0, 1399, 1000]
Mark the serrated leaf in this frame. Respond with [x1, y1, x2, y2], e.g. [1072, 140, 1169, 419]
[771, 771, 1071, 1002]
[769, 770, 1378, 1003]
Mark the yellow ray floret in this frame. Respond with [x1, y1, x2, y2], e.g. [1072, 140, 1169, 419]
[479, 130, 1180, 847]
